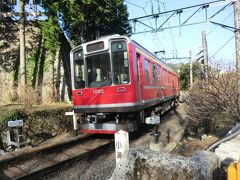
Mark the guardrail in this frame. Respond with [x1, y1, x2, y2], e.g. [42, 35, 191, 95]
[228, 161, 240, 180]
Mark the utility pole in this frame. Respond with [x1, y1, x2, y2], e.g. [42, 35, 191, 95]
[189, 50, 193, 87]
[19, 0, 26, 96]
[202, 31, 208, 80]
[234, 0, 240, 114]
[235, 0, 240, 73]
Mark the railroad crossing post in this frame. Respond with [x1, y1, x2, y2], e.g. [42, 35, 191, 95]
[146, 115, 162, 152]
[114, 130, 129, 165]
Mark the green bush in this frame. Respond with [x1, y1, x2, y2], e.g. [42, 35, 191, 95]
[0, 108, 27, 124]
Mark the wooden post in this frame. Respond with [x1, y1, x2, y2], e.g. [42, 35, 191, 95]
[234, 0, 240, 116]
[202, 31, 208, 81]
[189, 50, 193, 87]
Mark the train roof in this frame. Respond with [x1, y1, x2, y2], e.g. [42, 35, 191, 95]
[131, 39, 179, 76]
[71, 34, 179, 76]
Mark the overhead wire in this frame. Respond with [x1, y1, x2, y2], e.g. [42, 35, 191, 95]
[162, 1, 177, 51]
[143, 0, 165, 51]
[125, 0, 165, 51]
[209, 34, 235, 61]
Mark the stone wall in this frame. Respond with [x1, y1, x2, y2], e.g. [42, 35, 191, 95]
[111, 149, 219, 180]
[0, 105, 73, 146]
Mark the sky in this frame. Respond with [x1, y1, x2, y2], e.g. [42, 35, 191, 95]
[124, 0, 236, 67]
[10, 0, 236, 68]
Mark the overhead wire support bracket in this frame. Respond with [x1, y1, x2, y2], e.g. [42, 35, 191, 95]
[128, 0, 233, 35]
[136, 19, 155, 31]
[209, 1, 234, 19]
[210, 21, 240, 32]
[181, 6, 203, 26]
[156, 11, 176, 31]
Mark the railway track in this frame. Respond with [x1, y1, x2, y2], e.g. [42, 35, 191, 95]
[0, 134, 113, 180]
[0, 108, 187, 180]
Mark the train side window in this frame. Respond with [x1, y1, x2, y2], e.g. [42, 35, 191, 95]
[152, 64, 157, 84]
[157, 65, 161, 85]
[143, 59, 150, 84]
[163, 68, 167, 87]
[136, 53, 141, 83]
[73, 49, 85, 89]
[168, 71, 170, 86]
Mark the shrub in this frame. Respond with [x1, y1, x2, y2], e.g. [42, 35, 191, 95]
[185, 69, 240, 134]
[0, 107, 27, 127]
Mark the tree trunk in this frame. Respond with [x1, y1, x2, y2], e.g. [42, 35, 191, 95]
[54, 50, 61, 100]
[59, 33, 72, 100]
[32, 34, 43, 88]
[19, 0, 26, 98]
[36, 47, 46, 103]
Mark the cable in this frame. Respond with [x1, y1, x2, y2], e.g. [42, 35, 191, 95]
[207, 10, 234, 35]
[127, 0, 166, 51]
[125, 0, 144, 9]
[143, 1, 166, 52]
[210, 34, 235, 60]
[162, 2, 177, 51]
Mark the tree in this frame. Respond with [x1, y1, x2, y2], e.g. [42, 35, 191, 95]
[1, 0, 130, 103]
[179, 62, 201, 90]
[186, 69, 240, 134]
[42, 0, 130, 45]
[40, 0, 130, 100]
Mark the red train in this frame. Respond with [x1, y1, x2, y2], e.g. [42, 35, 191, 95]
[70, 34, 180, 134]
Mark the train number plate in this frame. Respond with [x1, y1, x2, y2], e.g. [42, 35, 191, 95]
[93, 89, 104, 94]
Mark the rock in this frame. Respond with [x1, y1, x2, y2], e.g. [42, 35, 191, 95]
[201, 134, 208, 141]
[0, 149, 5, 155]
[149, 142, 163, 152]
[215, 134, 240, 164]
[179, 91, 189, 103]
[110, 149, 219, 180]
[208, 135, 212, 138]
[187, 136, 194, 141]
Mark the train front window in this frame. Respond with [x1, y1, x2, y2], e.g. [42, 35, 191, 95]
[111, 41, 129, 85]
[73, 49, 85, 89]
[86, 53, 111, 87]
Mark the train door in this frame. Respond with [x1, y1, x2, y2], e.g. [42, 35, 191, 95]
[136, 53, 145, 124]
[157, 65, 163, 100]
[136, 53, 143, 104]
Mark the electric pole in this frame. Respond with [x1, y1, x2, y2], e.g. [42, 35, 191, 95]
[235, 0, 240, 73]
[234, 0, 240, 114]
[202, 31, 208, 80]
[189, 50, 193, 87]
[19, 0, 26, 96]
